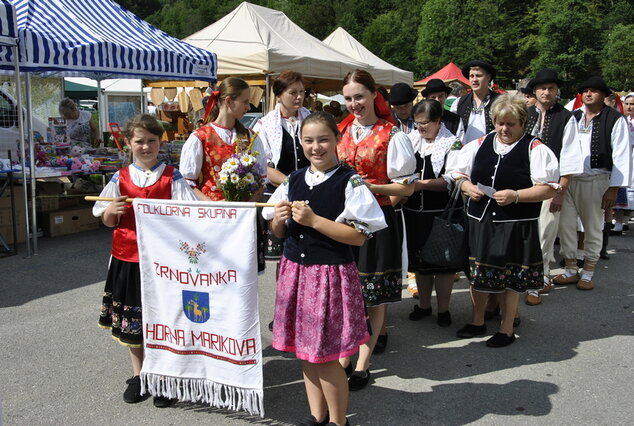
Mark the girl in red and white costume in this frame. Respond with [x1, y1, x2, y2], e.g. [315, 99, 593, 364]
[93, 114, 197, 406]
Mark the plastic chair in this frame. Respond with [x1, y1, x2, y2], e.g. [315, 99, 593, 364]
[108, 122, 126, 151]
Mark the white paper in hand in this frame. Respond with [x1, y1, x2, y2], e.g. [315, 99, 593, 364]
[477, 183, 496, 198]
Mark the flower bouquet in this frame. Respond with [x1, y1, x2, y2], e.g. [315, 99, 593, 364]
[217, 132, 265, 201]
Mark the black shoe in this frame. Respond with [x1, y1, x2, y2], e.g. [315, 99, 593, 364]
[348, 370, 370, 391]
[297, 413, 330, 426]
[268, 320, 274, 331]
[486, 332, 516, 347]
[343, 362, 353, 378]
[373, 333, 388, 354]
[409, 305, 432, 321]
[153, 396, 177, 408]
[437, 311, 452, 327]
[123, 376, 142, 403]
[325, 420, 349, 426]
[484, 306, 500, 320]
[456, 323, 487, 338]
[513, 316, 521, 327]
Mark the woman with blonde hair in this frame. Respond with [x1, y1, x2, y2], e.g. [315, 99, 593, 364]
[448, 94, 559, 347]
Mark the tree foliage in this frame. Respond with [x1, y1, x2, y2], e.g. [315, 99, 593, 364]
[116, 0, 634, 91]
[601, 24, 634, 90]
[530, 0, 602, 97]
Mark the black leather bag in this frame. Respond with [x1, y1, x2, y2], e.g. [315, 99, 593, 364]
[420, 180, 467, 268]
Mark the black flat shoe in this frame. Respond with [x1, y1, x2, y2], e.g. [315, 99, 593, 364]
[343, 362, 353, 378]
[409, 305, 432, 321]
[456, 323, 487, 338]
[297, 413, 329, 426]
[373, 333, 388, 354]
[486, 332, 516, 347]
[325, 420, 349, 426]
[123, 376, 142, 403]
[348, 370, 370, 391]
[484, 306, 500, 320]
[153, 396, 177, 408]
[437, 311, 452, 327]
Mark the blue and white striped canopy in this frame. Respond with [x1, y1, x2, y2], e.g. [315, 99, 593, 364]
[0, 0, 217, 82]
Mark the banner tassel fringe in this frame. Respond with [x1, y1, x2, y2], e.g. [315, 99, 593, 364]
[141, 373, 264, 417]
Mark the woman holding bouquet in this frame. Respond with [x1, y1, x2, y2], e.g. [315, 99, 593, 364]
[180, 77, 268, 270]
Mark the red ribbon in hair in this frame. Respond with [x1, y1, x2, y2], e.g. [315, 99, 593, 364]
[337, 90, 396, 133]
[203, 90, 221, 124]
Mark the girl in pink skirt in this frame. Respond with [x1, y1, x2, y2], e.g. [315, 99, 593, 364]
[263, 112, 386, 426]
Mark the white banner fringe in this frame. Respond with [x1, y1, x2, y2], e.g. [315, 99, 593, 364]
[141, 373, 264, 417]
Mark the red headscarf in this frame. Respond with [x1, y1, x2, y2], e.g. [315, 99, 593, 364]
[203, 90, 221, 124]
[337, 90, 396, 133]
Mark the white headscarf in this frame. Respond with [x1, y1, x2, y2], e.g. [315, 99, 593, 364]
[257, 103, 311, 167]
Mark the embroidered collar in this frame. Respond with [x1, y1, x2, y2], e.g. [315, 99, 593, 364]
[307, 163, 340, 189]
[132, 162, 162, 173]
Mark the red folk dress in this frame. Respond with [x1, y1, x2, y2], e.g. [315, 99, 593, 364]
[337, 119, 404, 306]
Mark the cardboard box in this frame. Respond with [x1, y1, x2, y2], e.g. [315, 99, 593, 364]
[0, 186, 27, 244]
[42, 207, 101, 237]
[37, 196, 60, 213]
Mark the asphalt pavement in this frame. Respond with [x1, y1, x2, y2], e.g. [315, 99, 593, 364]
[1, 225, 633, 425]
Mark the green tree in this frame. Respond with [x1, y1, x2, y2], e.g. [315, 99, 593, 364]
[361, 6, 421, 74]
[601, 24, 634, 90]
[530, 0, 602, 97]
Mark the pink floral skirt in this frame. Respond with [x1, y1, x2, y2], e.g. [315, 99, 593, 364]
[272, 256, 370, 363]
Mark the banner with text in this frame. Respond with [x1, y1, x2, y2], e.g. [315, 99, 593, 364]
[135, 199, 263, 416]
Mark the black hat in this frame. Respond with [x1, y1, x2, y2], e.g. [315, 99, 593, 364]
[421, 79, 452, 97]
[461, 60, 496, 80]
[388, 83, 418, 105]
[519, 86, 535, 95]
[577, 76, 611, 96]
[529, 69, 563, 89]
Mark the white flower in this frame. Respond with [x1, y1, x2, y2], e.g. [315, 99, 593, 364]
[219, 174, 229, 184]
[240, 154, 256, 167]
[230, 174, 240, 184]
[243, 173, 255, 183]
[224, 158, 239, 171]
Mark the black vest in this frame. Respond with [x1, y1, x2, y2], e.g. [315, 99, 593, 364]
[267, 128, 310, 193]
[455, 91, 499, 134]
[526, 103, 572, 160]
[403, 153, 450, 212]
[283, 166, 355, 265]
[572, 107, 622, 170]
[467, 133, 542, 222]
[441, 110, 461, 135]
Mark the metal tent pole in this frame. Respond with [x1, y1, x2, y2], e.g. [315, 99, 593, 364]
[13, 43, 31, 256]
[25, 73, 37, 254]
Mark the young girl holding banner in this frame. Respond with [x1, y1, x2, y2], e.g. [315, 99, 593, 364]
[263, 112, 386, 426]
[93, 114, 197, 407]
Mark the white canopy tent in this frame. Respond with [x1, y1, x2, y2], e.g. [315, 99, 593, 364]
[183, 1, 370, 95]
[323, 27, 413, 87]
[0, 0, 218, 255]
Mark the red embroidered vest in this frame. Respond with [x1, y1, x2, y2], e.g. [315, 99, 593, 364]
[337, 119, 394, 206]
[195, 125, 243, 201]
[112, 165, 173, 262]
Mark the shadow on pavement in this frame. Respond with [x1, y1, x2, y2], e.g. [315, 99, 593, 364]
[0, 227, 112, 308]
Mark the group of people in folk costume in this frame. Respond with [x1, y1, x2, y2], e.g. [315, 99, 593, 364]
[92, 58, 632, 425]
